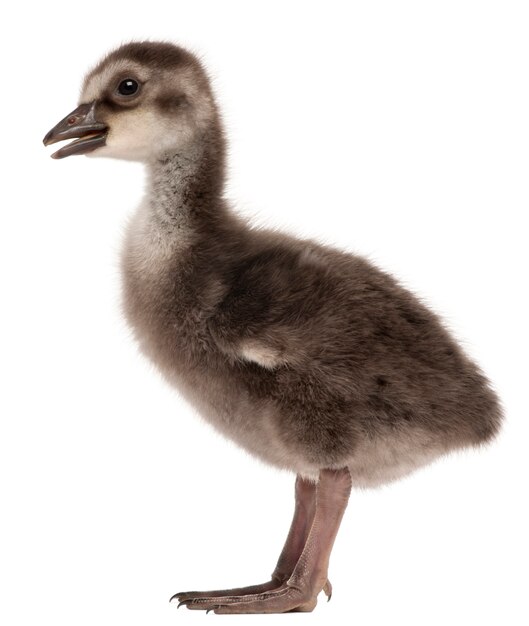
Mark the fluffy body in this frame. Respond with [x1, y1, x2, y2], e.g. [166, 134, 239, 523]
[122, 192, 500, 486]
[82, 42, 501, 487]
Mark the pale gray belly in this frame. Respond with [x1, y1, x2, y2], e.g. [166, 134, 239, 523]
[159, 362, 315, 476]
[144, 343, 448, 487]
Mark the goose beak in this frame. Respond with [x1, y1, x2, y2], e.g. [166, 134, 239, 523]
[43, 101, 107, 159]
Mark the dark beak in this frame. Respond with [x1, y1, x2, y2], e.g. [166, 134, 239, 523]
[43, 102, 107, 159]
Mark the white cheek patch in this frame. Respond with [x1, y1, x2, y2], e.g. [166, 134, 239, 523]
[97, 109, 156, 161]
[88, 108, 194, 162]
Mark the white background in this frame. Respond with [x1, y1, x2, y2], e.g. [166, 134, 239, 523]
[1, 1, 528, 625]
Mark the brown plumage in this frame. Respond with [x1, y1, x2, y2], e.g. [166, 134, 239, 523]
[44, 41, 502, 613]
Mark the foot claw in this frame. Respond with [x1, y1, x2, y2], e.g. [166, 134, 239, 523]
[323, 579, 333, 602]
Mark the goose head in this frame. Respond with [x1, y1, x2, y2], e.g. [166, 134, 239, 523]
[43, 42, 217, 162]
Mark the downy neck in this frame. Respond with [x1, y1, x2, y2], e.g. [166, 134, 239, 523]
[144, 125, 226, 238]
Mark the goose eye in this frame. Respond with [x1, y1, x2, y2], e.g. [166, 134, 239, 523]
[117, 79, 139, 96]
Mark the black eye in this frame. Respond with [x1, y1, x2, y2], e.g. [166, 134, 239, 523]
[117, 79, 139, 96]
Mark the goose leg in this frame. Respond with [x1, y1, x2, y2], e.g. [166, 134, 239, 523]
[172, 474, 328, 605]
[180, 468, 352, 614]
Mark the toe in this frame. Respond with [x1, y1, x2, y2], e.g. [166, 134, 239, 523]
[212, 587, 315, 614]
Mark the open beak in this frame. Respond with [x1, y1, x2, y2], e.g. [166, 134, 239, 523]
[43, 101, 107, 159]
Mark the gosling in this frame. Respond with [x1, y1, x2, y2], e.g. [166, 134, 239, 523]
[44, 41, 502, 614]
